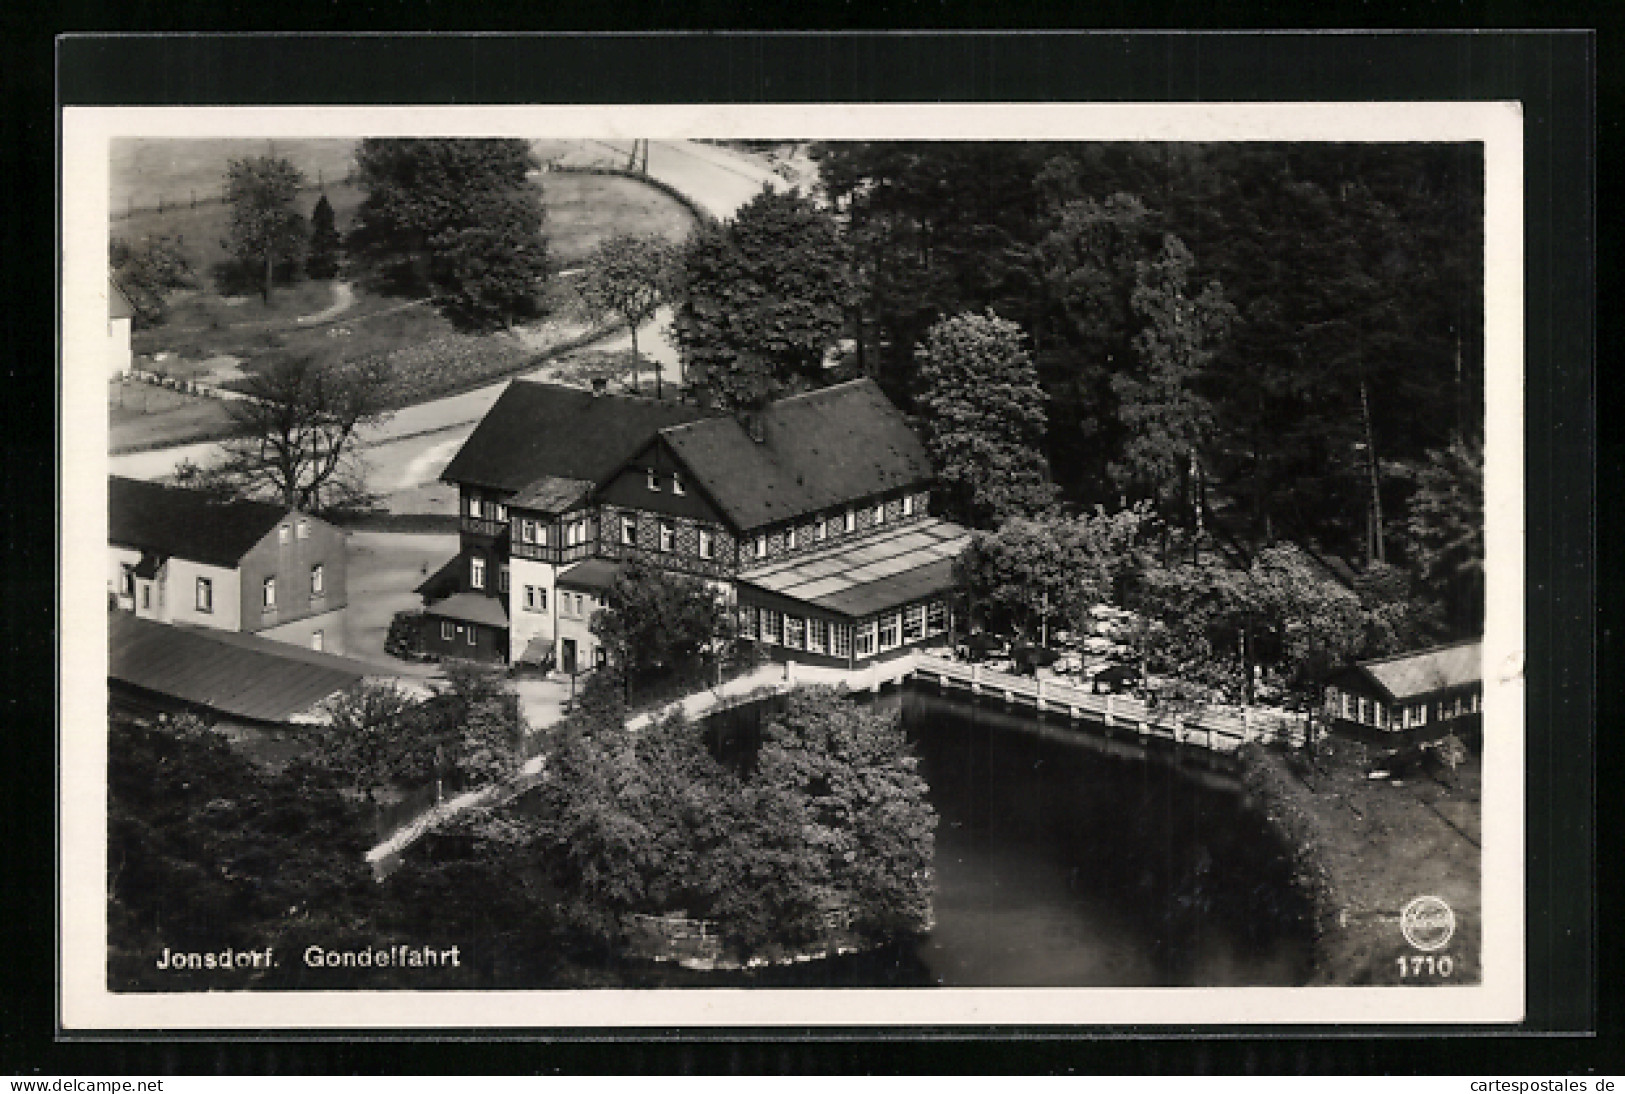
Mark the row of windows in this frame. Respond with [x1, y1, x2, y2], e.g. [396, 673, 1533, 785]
[516, 516, 589, 548]
[275, 519, 313, 544]
[618, 513, 717, 559]
[748, 495, 921, 562]
[257, 565, 325, 610]
[646, 468, 686, 495]
[440, 620, 481, 646]
[1327, 687, 1482, 729]
[739, 599, 948, 658]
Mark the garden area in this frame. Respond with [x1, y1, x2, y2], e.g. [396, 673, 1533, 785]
[109, 139, 699, 454]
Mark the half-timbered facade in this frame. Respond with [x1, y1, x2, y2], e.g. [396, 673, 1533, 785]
[421, 377, 968, 670]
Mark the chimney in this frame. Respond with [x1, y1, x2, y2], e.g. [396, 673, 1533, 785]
[591, 377, 607, 398]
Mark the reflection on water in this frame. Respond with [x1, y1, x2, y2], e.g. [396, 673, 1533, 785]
[896, 688, 1313, 988]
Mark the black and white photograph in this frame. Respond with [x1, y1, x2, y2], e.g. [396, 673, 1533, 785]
[60, 101, 1526, 1029]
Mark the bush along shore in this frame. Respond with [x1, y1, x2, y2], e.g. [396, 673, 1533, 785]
[1236, 733, 1481, 987]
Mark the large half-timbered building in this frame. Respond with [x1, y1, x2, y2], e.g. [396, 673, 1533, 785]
[418, 377, 969, 671]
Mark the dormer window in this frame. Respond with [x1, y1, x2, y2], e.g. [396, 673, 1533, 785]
[672, 472, 685, 495]
[647, 468, 660, 491]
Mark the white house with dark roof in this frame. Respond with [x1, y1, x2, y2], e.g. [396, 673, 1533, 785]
[109, 476, 349, 654]
[1323, 638, 1483, 743]
[422, 377, 970, 670]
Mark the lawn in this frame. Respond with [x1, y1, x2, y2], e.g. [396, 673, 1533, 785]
[110, 137, 361, 215]
[1240, 735, 1482, 986]
[108, 378, 241, 452]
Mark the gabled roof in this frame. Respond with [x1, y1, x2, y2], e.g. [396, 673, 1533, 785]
[440, 382, 714, 494]
[738, 518, 971, 619]
[423, 593, 510, 628]
[109, 477, 296, 568]
[509, 475, 595, 514]
[1348, 639, 1483, 702]
[658, 379, 932, 531]
[109, 612, 371, 725]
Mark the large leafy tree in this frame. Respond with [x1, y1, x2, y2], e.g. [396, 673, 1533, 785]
[576, 232, 680, 397]
[915, 310, 1056, 528]
[218, 352, 393, 512]
[589, 559, 731, 693]
[671, 187, 855, 413]
[109, 235, 195, 327]
[225, 156, 308, 303]
[346, 138, 550, 330]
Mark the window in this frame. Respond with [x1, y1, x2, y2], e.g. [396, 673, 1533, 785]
[310, 630, 324, 652]
[787, 526, 797, 550]
[878, 612, 900, 650]
[467, 494, 481, 517]
[658, 520, 676, 553]
[141, 584, 151, 610]
[854, 621, 877, 658]
[442, 621, 455, 641]
[520, 519, 535, 544]
[784, 615, 805, 650]
[195, 577, 213, 613]
[525, 585, 548, 612]
[903, 604, 925, 641]
[902, 494, 915, 517]
[815, 519, 828, 542]
[1411, 702, 1428, 727]
[698, 527, 714, 560]
[494, 503, 507, 523]
[808, 618, 828, 654]
[754, 534, 768, 559]
[739, 606, 758, 640]
[647, 467, 660, 491]
[672, 472, 685, 495]
[565, 518, 585, 547]
[874, 502, 886, 526]
[310, 564, 324, 596]
[297, 518, 310, 539]
[470, 557, 486, 589]
[263, 576, 277, 608]
[499, 565, 510, 594]
[278, 525, 290, 545]
[760, 609, 781, 645]
[621, 515, 637, 546]
[926, 600, 947, 635]
[1357, 696, 1370, 725]
[119, 566, 134, 598]
[843, 509, 856, 533]
[831, 622, 853, 658]
[467, 625, 478, 646]
[1469, 691, 1481, 714]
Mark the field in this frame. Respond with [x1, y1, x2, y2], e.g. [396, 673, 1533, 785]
[108, 378, 240, 452]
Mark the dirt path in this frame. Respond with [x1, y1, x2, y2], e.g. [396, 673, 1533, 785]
[295, 280, 356, 325]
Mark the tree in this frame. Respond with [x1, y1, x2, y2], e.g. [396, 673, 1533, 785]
[110, 235, 195, 327]
[576, 233, 680, 398]
[915, 310, 1057, 528]
[1402, 433, 1484, 632]
[671, 187, 855, 413]
[305, 193, 343, 280]
[1111, 235, 1236, 525]
[346, 138, 550, 330]
[955, 504, 1153, 642]
[225, 156, 307, 304]
[218, 353, 392, 512]
[589, 559, 731, 694]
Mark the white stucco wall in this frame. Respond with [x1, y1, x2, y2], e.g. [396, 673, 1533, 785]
[509, 556, 559, 663]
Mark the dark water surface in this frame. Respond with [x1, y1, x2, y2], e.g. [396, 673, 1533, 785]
[698, 686, 1314, 988]
[895, 689, 1312, 987]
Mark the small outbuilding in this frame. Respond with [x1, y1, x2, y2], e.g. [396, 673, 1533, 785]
[1322, 638, 1482, 744]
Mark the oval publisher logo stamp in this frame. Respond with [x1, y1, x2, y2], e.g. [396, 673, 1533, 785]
[1400, 895, 1456, 951]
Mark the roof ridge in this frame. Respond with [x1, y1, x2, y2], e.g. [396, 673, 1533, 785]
[1358, 636, 1483, 667]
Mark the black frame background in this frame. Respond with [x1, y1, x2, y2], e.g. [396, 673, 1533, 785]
[1, 25, 1604, 1075]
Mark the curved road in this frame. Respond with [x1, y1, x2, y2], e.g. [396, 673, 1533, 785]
[110, 141, 784, 493]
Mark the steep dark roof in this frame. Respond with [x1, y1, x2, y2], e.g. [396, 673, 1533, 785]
[109, 477, 295, 568]
[108, 612, 370, 725]
[659, 379, 933, 531]
[440, 382, 714, 493]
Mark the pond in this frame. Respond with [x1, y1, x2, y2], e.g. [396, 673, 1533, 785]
[698, 685, 1314, 989]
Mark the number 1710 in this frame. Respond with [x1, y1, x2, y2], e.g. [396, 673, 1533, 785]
[1397, 955, 1454, 978]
